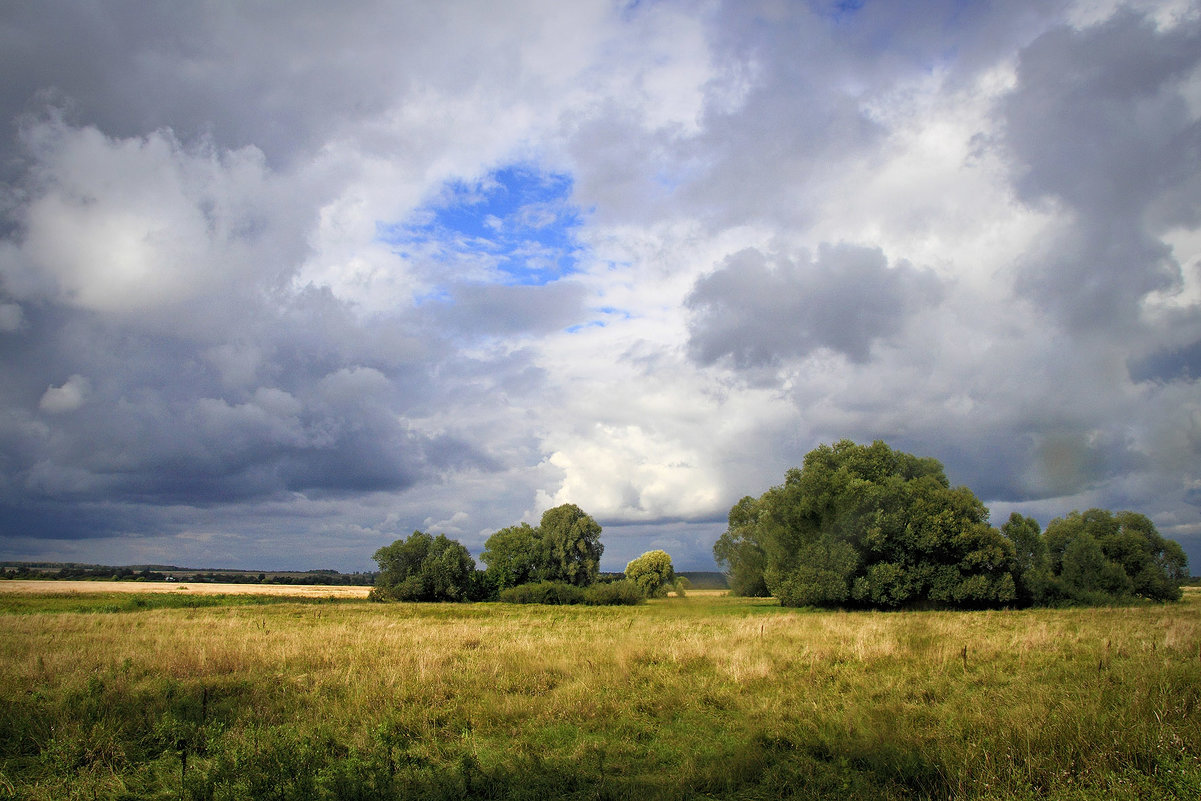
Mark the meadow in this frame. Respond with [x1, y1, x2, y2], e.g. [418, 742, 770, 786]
[0, 585, 1198, 800]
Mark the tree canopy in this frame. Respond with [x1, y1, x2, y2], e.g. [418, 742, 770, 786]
[481, 504, 604, 590]
[540, 503, 604, 586]
[625, 550, 676, 598]
[371, 530, 476, 602]
[1042, 509, 1187, 603]
[715, 440, 1188, 609]
[370, 505, 690, 605]
[480, 523, 542, 589]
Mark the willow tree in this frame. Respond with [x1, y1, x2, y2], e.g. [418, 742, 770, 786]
[715, 440, 1016, 608]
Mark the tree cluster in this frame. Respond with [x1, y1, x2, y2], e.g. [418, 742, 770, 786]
[370, 504, 686, 605]
[1007, 508, 1188, 605]
[369, 531, 478, 602]
[481, 503, 604, 592]
[714, 440, 1189, 609]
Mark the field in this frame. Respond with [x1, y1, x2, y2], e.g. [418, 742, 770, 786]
[0, 579, 371, 598]
[1, 585, 1198, 800]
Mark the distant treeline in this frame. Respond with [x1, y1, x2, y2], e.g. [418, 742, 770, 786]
[0, 562, 377, 586]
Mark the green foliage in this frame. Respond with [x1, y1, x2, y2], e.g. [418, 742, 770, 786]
[722, 440, 1017, 609]
[1001, 512, 1052, 606]
[498, 580, 586, 605]
[539, 504, 604, 586]
[481, 504, 604, 592]
[583, 578, 646, 605]
[718, 441, 1188, 610]
[767, 538, 857, 607]
[371, 531, 476, 602]
[480, 523, 542, 590]
[713, 496, 771, 597]
[497, 578, 645, 605]
[624, 550, 675, 598]
[1042, 509, 1187, 603]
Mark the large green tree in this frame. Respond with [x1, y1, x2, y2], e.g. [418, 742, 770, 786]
[1001, 512, 1051, 606]
[713, 495, 771, 597]
[539, 503, 604, 586]
[371, 531, 476, 602]
[480, 522, 542, 590]
[715, 440, 1016, 609]
[1042, 509, 1187, 602]
[480, 504, 605, 591]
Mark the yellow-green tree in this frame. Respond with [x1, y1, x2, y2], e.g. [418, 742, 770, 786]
[625, 549, 675, 598]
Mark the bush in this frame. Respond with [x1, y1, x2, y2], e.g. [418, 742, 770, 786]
[498, 581, 586, 605]
[498, 579, 647, 605]
[371, 531, 476, 602]
[584, 579, 645, 606]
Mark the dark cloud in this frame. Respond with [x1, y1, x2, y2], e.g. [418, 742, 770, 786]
[0, 1, 500, 171]
[0, 284, 498, 542]
[1003, 10, 1201, 332]
[1128, 337, 1201, 384]
[685, 244, 943, 368]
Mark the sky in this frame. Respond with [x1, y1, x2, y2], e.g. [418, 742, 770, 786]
[2, 0, 1201, 574]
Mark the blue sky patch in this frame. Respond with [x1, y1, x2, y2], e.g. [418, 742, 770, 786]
[382, 165, 586, 287]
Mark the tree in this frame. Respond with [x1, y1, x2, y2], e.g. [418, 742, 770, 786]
[720, 440, 1016, 609]
[1058, 532, 1131, 601]
[767, 537, 858, 607]
[479, 504, 605, 592]
[1001, 513, 1051, 606]
[713, 495, 770, 596]
[1043, 509, 1186, 602]
[539, 503, 603, 586]
[371, 531, 476, 602]
[625, 550, 676, 598]
[481, 523, 542, 590]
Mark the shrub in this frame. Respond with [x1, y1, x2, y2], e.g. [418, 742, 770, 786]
[584, 579, 645, 606]
[498, 579, 647, 605]
[498, 581, 586, 605]
[371, 531, 476, 602]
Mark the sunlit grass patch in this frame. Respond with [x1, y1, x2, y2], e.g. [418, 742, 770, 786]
[1, 589, 1198, 799]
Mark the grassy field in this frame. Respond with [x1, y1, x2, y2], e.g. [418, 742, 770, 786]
[0, 585, 1198, 800]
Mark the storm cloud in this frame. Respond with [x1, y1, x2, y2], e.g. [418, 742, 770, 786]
[686, 244, 943, 368]
[1, 1, 1200, 573]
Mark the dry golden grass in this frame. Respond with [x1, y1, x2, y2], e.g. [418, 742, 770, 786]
[1, 587, 1198, 800]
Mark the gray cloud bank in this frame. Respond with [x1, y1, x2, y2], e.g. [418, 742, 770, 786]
[2, 1, 1201, 573]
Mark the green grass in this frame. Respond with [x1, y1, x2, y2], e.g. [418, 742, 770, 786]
[0, 589, 1198, 799]
[0, 591, 351, 615]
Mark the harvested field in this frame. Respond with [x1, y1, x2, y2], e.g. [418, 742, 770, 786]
[0, 578, 370, 598]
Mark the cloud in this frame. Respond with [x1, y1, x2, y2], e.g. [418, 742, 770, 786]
[1002, 10, 1201, 333]
[686, 244, 943, 368]
[3, 117, 312, 334]
[535, 422, 724, 523]
[0, 303, 22, 332]
[38, 374, 89, 414]
[1, 2, 1200, 574]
